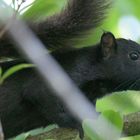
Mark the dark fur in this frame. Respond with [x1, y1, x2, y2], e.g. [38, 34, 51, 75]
[1, 35, 140, 139]
[0, 0, 140, 139]
[0, 0, 110, 57]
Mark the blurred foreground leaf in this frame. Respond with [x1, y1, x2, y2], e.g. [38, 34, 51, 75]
[83, 111, 123, 140]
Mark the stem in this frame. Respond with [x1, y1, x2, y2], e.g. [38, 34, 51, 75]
[19, 2, 34, 13]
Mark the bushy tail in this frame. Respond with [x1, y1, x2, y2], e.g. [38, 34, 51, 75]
[0, 0, 111, 58]
[33, 0, 111, 50]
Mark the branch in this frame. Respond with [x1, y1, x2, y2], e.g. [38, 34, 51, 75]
[123, 112, 140, 136]
[26, 112, 140, 140]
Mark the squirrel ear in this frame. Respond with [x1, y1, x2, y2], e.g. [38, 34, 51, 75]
[100, 32, 117, 59]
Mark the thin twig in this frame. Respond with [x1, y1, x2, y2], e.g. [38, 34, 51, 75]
[16, 1, 23, 14]
[19, 2, 34, 13]
[12, 0, 16, 10]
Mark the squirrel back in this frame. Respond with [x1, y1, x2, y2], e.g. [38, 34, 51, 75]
[1, 32, 140, 139]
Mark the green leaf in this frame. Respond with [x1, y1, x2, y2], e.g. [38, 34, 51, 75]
[9, 133, 28, 140]
[120, 135, 140, 140]
[100, 110, 123, 131]
[96, 91, 140, 115]
[0, 63, 34, 84]
[43, 124, 59, 132]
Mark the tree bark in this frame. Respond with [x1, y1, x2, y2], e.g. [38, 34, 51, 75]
[123, 112, 140, 136]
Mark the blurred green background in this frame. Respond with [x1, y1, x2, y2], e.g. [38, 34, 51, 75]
[21, 0, 140, 47]
[5, 0, 140, 46]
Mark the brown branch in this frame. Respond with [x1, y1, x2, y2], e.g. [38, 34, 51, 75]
[26, 112, 140, 140]
[123, 112, 140, 136]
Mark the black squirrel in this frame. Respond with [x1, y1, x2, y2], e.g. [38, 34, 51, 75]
[0, 0, 140, 139]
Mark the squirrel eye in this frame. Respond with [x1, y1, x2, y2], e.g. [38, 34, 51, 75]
[129, 52, 139, 60]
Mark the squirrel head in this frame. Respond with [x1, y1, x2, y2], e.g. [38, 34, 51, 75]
[97, 32, 140, 90]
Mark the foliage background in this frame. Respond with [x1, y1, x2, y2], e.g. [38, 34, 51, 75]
[3, 0, 140, 140]
[22, 0, 140, 46]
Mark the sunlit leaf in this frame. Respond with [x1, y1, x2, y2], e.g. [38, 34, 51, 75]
[96, 91, 140, 115]
[100, 110, 123, 131]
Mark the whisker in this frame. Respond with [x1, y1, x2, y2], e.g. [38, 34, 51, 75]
[129, 78, 140, 89]
[113, 80, 133, 91]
